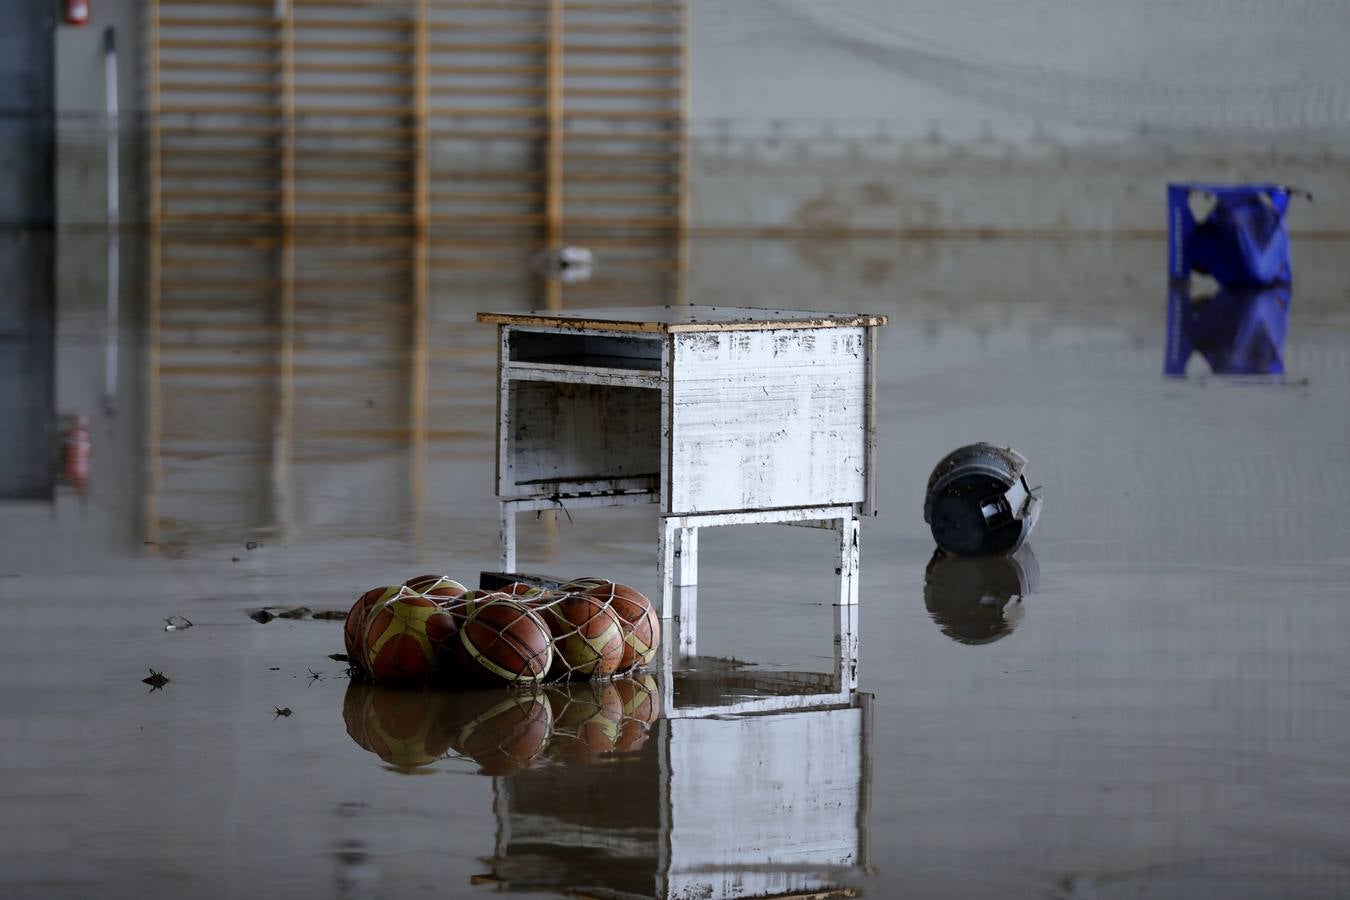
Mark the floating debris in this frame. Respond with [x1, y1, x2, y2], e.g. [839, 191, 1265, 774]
[311, 610, 347, 621]
[274, 706, 292, 718]
[268, 666, 281, 671]
[249, 610, 275, 624]
[231, 557, 241, 563]
[276, 607, 311, 620]
[164, 615, 193, 632]
[143, 669, 169, 690]
[923, 443, 1042, 556]
[328, 653, 350, 664]
[245, 540, 264, 550]
[308, 668, 323, 682]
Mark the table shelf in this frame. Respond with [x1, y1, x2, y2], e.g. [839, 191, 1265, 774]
[504, 358, 662, 389]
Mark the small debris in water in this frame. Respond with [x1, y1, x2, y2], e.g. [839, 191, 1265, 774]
[164, 615, 193, 632]
[268, 667, 281, 671]
[249, 610, 275, 624]
[231, 557, 241, 563]
[328, 653, 350, 664]
[307, 668, 323, 682]
[311, 610, 347, 621]
[143, 669, 169, 690]
[274, 706, 292, 718]
[277, 607, 310, 620]
[245, 540, 264, 550]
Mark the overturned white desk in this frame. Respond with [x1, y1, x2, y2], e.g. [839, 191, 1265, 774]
[477, 305, 887, 657]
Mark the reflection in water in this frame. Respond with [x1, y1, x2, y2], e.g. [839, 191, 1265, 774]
[924, 546, 1039, 645]
[1165, 282, 1291, 376]
[143, 229, 679, 550]
[342, 672, 871, 899]
[491, 691, 871, 900]
[342, 677, 659, 775]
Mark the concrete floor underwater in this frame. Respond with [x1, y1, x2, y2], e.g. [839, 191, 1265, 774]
[2, 237, 1348, 899]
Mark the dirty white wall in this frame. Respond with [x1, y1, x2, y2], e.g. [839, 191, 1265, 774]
[691, 0, 1350, 139]
[687, 0, 1350, 234]
[51, 0, 1350, 235]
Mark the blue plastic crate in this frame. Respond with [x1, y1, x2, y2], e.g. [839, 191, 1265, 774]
[1167, 183, 1293, 287]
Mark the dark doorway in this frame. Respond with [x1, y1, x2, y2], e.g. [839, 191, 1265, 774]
[0, 3, 56, 500]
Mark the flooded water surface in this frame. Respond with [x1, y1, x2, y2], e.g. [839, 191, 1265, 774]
[2, 237, 1348, 899]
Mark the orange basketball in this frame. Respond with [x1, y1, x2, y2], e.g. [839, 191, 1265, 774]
[404, 573, 468, 600]
[450, 690, 553, 776]
[437, 591, 504, 627]
[580, 581, 660, 672]
[427, 593, 496, 675]
[456, 599, 553, 686]
[345, 585, 403, 661]
[363, 591, 457, 683]
[431, 592, 508, 674]
[499, 581, 551, 601]
[537, 593, 625, 679]
[560, 576, 610, 592]
[458, 589, 511, 605]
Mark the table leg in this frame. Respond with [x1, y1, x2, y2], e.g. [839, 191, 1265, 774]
[675, 584, 697, 656]
[657, 617, 676, 715]
[838, 514, 860, 606]
[836, 514, 861, 692]
[674, 526, 699, 586]
[835, 588, 859, 692]
[657, 516, 676, 621]
[499, 500, 516, 572]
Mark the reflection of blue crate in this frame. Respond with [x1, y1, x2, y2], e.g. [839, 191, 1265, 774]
[1165, 282, 1290, 377]
[1168, 183, 1293, 287]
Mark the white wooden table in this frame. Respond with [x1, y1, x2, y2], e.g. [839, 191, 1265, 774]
[477, 305, 887, 667]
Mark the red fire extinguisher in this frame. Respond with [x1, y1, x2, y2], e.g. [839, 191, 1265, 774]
[64, 0, 90, 26]
[61, 415, 92, 496]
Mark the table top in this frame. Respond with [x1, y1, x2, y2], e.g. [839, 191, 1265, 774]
[477, 305, 888, 334]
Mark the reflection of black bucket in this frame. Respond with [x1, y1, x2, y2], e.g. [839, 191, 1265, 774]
[923, 443, 1042, 556]
[924, 546, 1039, 645]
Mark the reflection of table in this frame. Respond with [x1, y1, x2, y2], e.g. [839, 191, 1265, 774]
[488, 687, 872, 900]
[477, 305, 887, 650]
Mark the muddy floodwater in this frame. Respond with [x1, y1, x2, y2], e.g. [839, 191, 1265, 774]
[2, 237, 1349, 899]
